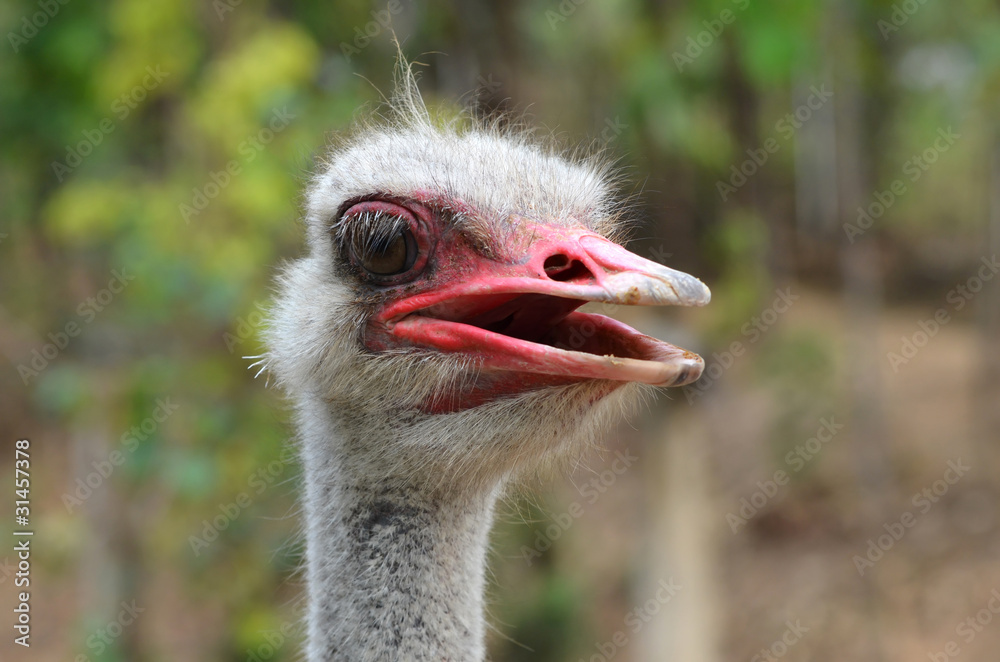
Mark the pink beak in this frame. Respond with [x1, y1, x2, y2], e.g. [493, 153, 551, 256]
[368, 223, 711, 388]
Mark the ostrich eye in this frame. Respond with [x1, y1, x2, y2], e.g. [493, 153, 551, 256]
[338, 201, 431, 284]
[352, 224, 416, 276]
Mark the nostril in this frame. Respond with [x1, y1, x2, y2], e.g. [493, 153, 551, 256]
[543, 254, 570, 274]
[544, 254, 594, 282]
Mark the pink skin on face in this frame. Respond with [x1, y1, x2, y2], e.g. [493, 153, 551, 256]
[354, 198, 711, 411]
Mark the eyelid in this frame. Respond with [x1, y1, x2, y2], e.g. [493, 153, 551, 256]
[333, 202, 414, 242]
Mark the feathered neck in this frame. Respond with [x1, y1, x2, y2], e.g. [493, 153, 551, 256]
[295, 393, 499, 661]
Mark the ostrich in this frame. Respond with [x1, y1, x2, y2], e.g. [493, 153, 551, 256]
[264, 66, 710, 661]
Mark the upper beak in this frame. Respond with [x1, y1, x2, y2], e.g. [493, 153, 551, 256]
[370, 223, 711, 389]
[570, 234, 711, 306]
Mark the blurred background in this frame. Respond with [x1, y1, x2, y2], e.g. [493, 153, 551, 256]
[1, 0, 999, 660]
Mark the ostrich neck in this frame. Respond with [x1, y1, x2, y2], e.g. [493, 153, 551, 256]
[298, 401, 498, 662]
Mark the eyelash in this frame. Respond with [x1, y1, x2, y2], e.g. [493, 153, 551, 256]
[336, 210, 409, 258]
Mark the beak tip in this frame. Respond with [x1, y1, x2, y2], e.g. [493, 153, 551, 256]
[698, 282, 712, 306]
[659, 271, 711, 307]
[651, 352, 704, 388]
[676, 355, 705, 386]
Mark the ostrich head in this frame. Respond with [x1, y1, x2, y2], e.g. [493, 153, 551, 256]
[265, 70, 710, 494]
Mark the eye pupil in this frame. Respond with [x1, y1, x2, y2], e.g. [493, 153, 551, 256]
[351, 225, 415, 276]
[363, 231, 409, 275]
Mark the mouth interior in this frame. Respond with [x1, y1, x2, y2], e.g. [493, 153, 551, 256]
[417, 292, 655, 360]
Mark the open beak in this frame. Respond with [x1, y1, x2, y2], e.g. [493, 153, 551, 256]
[368, 223, 710, 388]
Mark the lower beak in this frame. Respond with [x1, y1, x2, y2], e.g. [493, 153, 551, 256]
[370, 225, 710, 388]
